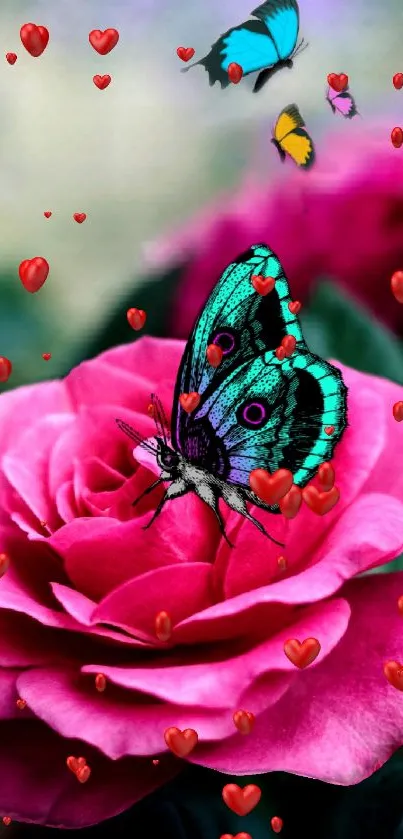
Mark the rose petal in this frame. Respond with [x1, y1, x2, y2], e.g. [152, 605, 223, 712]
[190, 572, 403, 784]
[174, 493, 403, 644]
[0, 720, 179, 827]
[0, 380, 71, 457]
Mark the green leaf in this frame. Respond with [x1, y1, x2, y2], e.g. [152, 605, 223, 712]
[300, 281, 403, 383]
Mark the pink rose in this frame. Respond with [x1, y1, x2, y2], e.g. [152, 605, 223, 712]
[1, 336, 403, 827]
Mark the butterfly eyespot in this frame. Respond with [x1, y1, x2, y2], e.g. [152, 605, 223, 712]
[211, 329, 237, 356]
[237, 399, 269, 429]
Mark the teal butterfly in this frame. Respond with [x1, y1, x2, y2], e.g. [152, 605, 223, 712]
[182, 0, 307, 92]
[117, 245, 347, 547]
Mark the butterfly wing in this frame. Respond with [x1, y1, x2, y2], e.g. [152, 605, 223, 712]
[252, 0, 299, 59]
[191, 20, 281, 88]
[326, 86, 358, 118]
[171, 244, 347, 494]
[274, 104, 315, 168]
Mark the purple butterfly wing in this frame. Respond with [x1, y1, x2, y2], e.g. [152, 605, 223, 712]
[326, 86, 358, 119]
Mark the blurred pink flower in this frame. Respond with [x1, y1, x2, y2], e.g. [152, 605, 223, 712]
[1, 337, 403, 827]
[147, 127, 403, 338]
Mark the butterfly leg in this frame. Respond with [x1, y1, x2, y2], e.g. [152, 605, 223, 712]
[142, 479, 187, 530]
[223, 487, 285, 548]
[193, 482, 234, 548]
[131, 477, 164, 507]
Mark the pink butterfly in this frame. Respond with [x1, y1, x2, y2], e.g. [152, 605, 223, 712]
[326, 85, 358, 118]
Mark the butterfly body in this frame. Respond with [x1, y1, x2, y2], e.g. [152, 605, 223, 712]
[117, 245, 347, 545]
[182, 0, 305, 93]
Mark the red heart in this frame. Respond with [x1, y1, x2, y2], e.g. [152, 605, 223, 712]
[152, 759, 160, 765]
[206, 343, 224, 367]
[398, 595, 403, 615]
[127, 308, 146, 330]
[66, 756, 86, 774]
[284, 637, 321, 669]
[288, 300, 301, 314]
[302, 485, 340, 515]
[6, 53, 17, 65]
[318, 461, 335, 491]
[89, 29, 119, 55]
[0, 553, 9, 577]
[76, 764, 91, 784]
[19, 257, 49, 293]
[73, 212, 86, 223]
[2, 817, 11, 826]
[164, 727, 198, 757]
[277, 555, 287, 571]
[179, 392, 200, 413]
[324, 425, 334, 435]
[281, 334, 296, 357]
[42, 353, 51, 361]
[251, 275, 275, 296]
[391, 270, 403, 303]
[233, 709, 255, 735]
[393, 73, 403, 90]
[93, 74, 111, 90]
[220, 834, 252, 839]
[95, 673, 107, 692]
[155, 610, 172, 642]
[222, 783, 261, 816]
[249, 468, 293, 505]
[271, 816, 284, 834]
[228, 62, 243, 84]
[176, 46, 195, 62]
[327, 72, 348, 92]
[275, 346, 286, 361]
[279, 484, 302, 518]
[16, 697, 26, 710]
[391, 127, 403, 148]
[20, 24, 49, 57]
[0, 357, 12, 383]
[384, 660, 403, 691]
[43, 211, 52, 218]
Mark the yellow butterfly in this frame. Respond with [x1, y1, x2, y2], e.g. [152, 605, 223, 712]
[271, 104, 315, 168]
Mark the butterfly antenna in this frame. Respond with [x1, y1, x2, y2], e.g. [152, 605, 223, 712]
[115, 418, 157, 454]
[150, 394, 170, 445]
[294, 39, 309, 57]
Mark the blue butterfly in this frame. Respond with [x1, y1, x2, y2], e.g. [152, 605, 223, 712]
[182, 0, 307, 93]
[116, 245, 347, 547]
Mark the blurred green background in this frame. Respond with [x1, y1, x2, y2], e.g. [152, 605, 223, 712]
[1, 0, 403, 390]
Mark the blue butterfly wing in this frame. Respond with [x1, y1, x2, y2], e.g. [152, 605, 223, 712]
[195, 20, 281, 88]
[252, 0, 299, 60]
[171, 244, 347, 497]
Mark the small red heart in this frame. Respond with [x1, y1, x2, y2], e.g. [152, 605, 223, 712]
[76, 764, 91, 784]
[6, 53, 17, 65]
[127, 308, 146, 330]
[271, 816, 284, 834]
[324, 425, 335, 435]
[0, 553, 9, 577]
[66, 755, 86, 774]
[20, 24, 49, 58]
[228, 62, 243, 84]
[42, 353, 51, 361]
[164, 727, 198, 757]
[89, 29, 119, 55]
[303, 484, 340, 515]
[391, 270, 403, 303]
[249, 468, 293, 505]
[19, 257, 49, 293]
[233, 709, 255, 735]
[2, 817, 11, 826]
[93, 74, 111, 90]
[318, 461, 335, 491]
[152, 759, 160, 765]
[279, 484, 302, 518]
[179, 392, 200, 413]
[391, 127, 403, 148]
[327, 72, 348, 92]
[277, 555, 287, 571]
[251, 274, 275, 296]
[384, 660, 403, 691]
[176, 46, 195, 62]
[43, 211, 52, 218]
[0, 357, 12, 383]
[275, 346, 286, 361]
[222, 783, 261, 816]
[288, 300, 301, 314]
[398, 595, 403, 615]
[73, 212, 86, 223]
[206, 343, 224, 367]
[95, 673, 107, 692]
[220, 834, 252, 839]
[281, 334, 296, 357]
[16, 698, 27, 710]
[393, 73, 403, 90]
[155, 610, 172, 642]
[284, 637, 321, 669]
